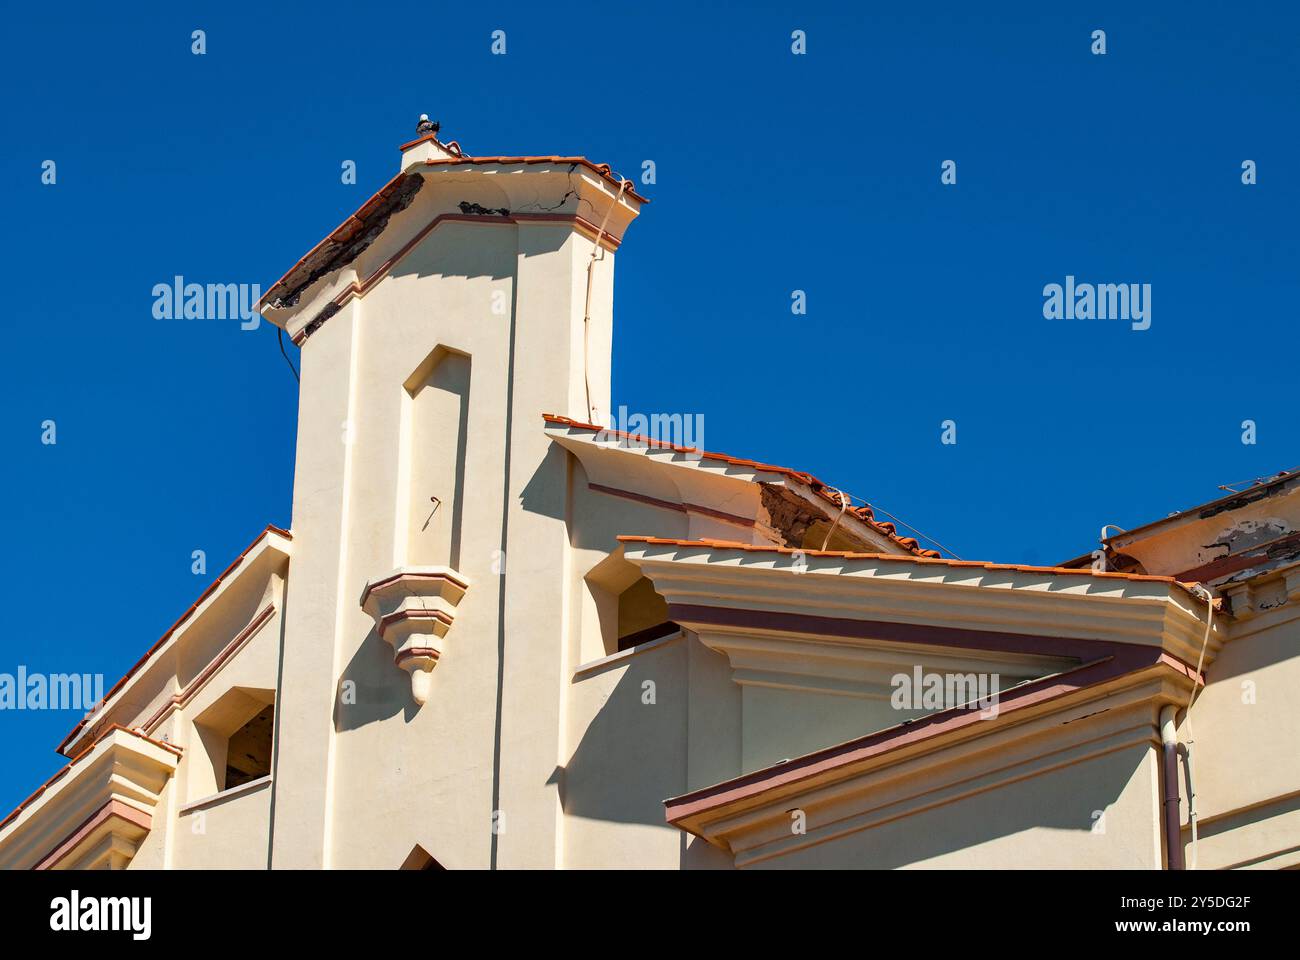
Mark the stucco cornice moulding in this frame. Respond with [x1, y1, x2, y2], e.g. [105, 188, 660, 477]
[621, 542, 1222, 669]
[1217, 558, 1300, 628]
[360, 567, 469, 705]
[266, 159, 641, 341]
[0, 727, 181, 870]
[667, 670, 1191, 867]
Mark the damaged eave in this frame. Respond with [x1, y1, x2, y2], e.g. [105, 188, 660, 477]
[543, 415, 934, 557]
[1178, 529, 1300, 584]
[766, 479, 910, 555]
[1108, 470, 1300, 552]
[260, 172, 425, 313]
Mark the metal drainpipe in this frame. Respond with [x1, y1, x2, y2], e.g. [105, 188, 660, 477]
[1159, 704, 1185, 870]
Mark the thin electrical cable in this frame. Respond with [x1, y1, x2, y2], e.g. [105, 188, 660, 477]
[833, 487, 964, 560]
[278, 327, 300, 384]
[819, 489, 848, 551]
[582, 179, 629, 422]
[1181, 584, 1215, 870]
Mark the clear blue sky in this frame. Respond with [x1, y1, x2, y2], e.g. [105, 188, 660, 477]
[1, 2, 1295, 810]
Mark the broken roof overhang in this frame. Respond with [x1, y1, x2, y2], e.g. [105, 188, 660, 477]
[1061, 468, 1300, 570]
[258, 149, 647, 315]
[543, 414, 940, 558]
[1107, 469, 1300, 550]
[261, 172, 425, 312]
[56, 525, 292, 758]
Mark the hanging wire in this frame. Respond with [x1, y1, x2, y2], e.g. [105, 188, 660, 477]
[278, 327, 300, 384]
[832, 486, 964, 561]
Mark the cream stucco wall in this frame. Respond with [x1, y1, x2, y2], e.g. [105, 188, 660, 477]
[6, 145, 1297, 874]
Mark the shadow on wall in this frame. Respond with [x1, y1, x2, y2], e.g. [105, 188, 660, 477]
[556, 633, 1146, 869]
[755, 742, 1146, 869]
[386, 181, 571, 288]
[519, 442, 568, 522]
[333, 625, 418, 732]
[554, 636, 730, 868]
[558, 642, 688, 829]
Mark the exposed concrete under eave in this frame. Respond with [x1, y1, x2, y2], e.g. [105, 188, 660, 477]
[1097, 478, 1300, 599]
[1062, 470, 1300, 576]
[263, 172, 425, 312]
[545, 419, 915, 556]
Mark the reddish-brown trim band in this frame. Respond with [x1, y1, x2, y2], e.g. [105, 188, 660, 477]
[395, 647, 442, 667]
[34, 799, 151, 871]
[288, 212, 624, 346]
[1, 725, 181, 833]
[57, 524, 291, 756]
[588, 483, 755, 529]
[359, 570, 469, 609]
[138, 604, 277, 736]
[664, 651, 1199, 830]
[377, 608, 454, 641]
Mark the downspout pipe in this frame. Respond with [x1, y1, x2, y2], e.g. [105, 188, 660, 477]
[1178, 741, 1198, 869]
[1159, 704, 1185, 870]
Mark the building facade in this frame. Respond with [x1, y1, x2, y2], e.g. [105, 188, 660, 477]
[2, 129, 1297, 870]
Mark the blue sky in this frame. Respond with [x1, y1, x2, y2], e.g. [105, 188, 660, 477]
[1, 1, 1296, 810]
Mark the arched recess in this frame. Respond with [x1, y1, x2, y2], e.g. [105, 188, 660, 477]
[398, 346, 472, 568]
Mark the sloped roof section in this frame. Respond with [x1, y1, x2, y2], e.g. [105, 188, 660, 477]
[260, 172, 424, 311]
[545, 414, 942, 558]
[57, 524, 292, 756]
